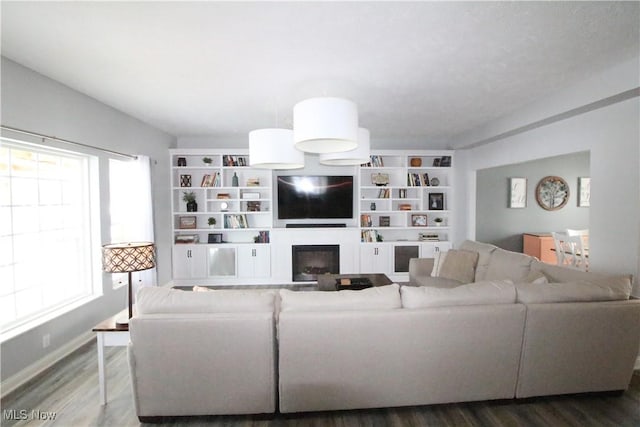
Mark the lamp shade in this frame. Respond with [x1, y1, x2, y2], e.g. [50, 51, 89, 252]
[320, 128, 370, 166]
[102, 242, 156, 273]
[293, 97, 359, 154]
[249, 128, 304, 170]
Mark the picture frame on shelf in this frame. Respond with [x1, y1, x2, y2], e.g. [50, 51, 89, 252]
[179, 215, 197, 229]
[509, 177, 527, 208]
[208, 233, 223, 243]
[428, 193, 444, 210]
[411, 214, 428, 227]
[578, 177, 590, 207]
[180, 174, 192, 187]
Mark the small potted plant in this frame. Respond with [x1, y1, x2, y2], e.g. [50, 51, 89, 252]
[202, 157, 212, 165]
[183, 191, 197, 212]
[434, 217, 444, 227]
[207, 217, 216, 228]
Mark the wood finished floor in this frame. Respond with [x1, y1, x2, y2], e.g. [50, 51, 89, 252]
[2, 341, 639, 427]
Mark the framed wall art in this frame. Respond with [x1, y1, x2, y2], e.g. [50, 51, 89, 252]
[578, 177, 590, 207]
[509, 177, 527, 208]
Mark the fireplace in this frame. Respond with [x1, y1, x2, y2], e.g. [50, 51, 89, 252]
[292, 245, 340, 281]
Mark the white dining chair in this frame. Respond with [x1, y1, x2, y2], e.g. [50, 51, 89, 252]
[552, 232, 588, 271]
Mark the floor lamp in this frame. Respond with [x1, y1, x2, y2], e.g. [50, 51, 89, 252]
[102, 242, 156, 327]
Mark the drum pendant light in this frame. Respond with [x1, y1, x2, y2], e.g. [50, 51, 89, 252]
[319, 128, 370, 165]
[293, 97, 359, 154]
[249, 128, 304, 169]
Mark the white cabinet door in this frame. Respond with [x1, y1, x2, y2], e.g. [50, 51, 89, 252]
[172, 245, 208, 279]
[359, 244, 391, 274]
[237, 245, 271, 278]
[420, 242, 452, 258]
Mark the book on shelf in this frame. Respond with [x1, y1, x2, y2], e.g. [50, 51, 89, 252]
[360, 214, 372, 227]
[419, 233, 440, 241]
[246, 201, 261, 212]
[361, 229, 380, 242]
[224, 214, 248, 229]
[365, 155, 384, 167]
[377, 188, 390, 198]
[175, 234, 200, 244]
[246, 177, 260, 187]
[201, 172, 220, 187]
[223, 155, 247, 166]
[255, 230, 270, 243]
[407, 173, 431, 187]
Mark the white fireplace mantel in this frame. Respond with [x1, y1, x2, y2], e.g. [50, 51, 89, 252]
[270, 228, 360, 283]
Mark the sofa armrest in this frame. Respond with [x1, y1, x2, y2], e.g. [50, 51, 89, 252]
[409, 258, 435, 284]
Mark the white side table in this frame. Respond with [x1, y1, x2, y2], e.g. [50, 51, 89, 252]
[92, 310, 130, 405]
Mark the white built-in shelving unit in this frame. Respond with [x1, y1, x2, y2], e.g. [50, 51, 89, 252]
[169, 148, 455, 285]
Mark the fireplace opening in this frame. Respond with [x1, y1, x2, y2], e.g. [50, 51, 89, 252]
[292, 244, 340, 282]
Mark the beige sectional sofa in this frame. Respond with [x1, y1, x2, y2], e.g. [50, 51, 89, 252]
[127, 240, 640, 418]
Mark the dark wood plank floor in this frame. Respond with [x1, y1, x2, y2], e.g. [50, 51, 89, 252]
[2, 340, 639, 427]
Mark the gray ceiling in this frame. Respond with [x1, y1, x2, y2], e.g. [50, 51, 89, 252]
[1, 1, 639, 149]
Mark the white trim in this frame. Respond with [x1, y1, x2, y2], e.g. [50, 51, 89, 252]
[0, 331, 93, 399]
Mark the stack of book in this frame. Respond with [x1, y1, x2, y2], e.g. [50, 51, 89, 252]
[360, 214, 373, 227]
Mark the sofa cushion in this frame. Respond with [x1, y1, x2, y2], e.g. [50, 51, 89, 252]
[414, 276, 465, 288]
[401, 280, 516, 308]
[515, 281, 631, 303]
[458, 240, 498, 281]
[136, 287, 276, 314]
[279, 284, 401, 312]
[484, 248, 534, 282]
[437, 249, 479, 284]
[523, 270, 549, 284]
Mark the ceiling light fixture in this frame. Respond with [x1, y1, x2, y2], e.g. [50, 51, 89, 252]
[293, 97, 359, 154]
[249, 128, 304, 170]
[319, 128, 370, 166]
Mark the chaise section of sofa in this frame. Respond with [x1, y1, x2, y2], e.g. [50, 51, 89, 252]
[277, 283, 526, 413]
[127, 287, 277, 420]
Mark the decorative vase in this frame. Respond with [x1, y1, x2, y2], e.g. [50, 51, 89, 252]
[410, 158, 422, 167]
[186, 201, 198, 212]
[370, 202, 376, 211]
[232, 172, 239, 187]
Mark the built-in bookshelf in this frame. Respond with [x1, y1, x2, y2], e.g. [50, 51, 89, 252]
[171, 149, 273, 245]
[358, 151, 454, 244]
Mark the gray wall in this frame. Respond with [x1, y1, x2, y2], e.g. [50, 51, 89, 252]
[454, 57, 639, 296]
[476, 152, 590, 252]
[0, 58, 176, 384]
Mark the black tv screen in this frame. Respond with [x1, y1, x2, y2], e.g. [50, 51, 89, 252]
[277, 175, 354, 219]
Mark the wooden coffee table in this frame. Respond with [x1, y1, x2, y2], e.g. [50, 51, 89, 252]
[317, 273, 393, 291]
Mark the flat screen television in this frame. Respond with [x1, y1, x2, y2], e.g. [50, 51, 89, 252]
[277, 175, 354, 219]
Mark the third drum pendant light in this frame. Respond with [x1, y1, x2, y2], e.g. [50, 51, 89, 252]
[293, 97, 359, 154]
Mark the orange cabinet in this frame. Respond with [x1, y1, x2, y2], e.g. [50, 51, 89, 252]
[523, 233, 556, 264]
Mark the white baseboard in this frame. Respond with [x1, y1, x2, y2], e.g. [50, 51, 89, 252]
[1, 331, 94, 399]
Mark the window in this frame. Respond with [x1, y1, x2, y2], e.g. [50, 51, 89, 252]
[108, 157, 156, 289]
[0, 139, 100, 336]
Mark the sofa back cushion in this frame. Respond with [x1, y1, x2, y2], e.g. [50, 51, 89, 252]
[516, 280, 632, 303]
[136, 287, 276, 314]
[485, 248, 534, 282]
[458, 240, 497, 281]
[280, 284, 401, 312]
[401, 280, 516, 308]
